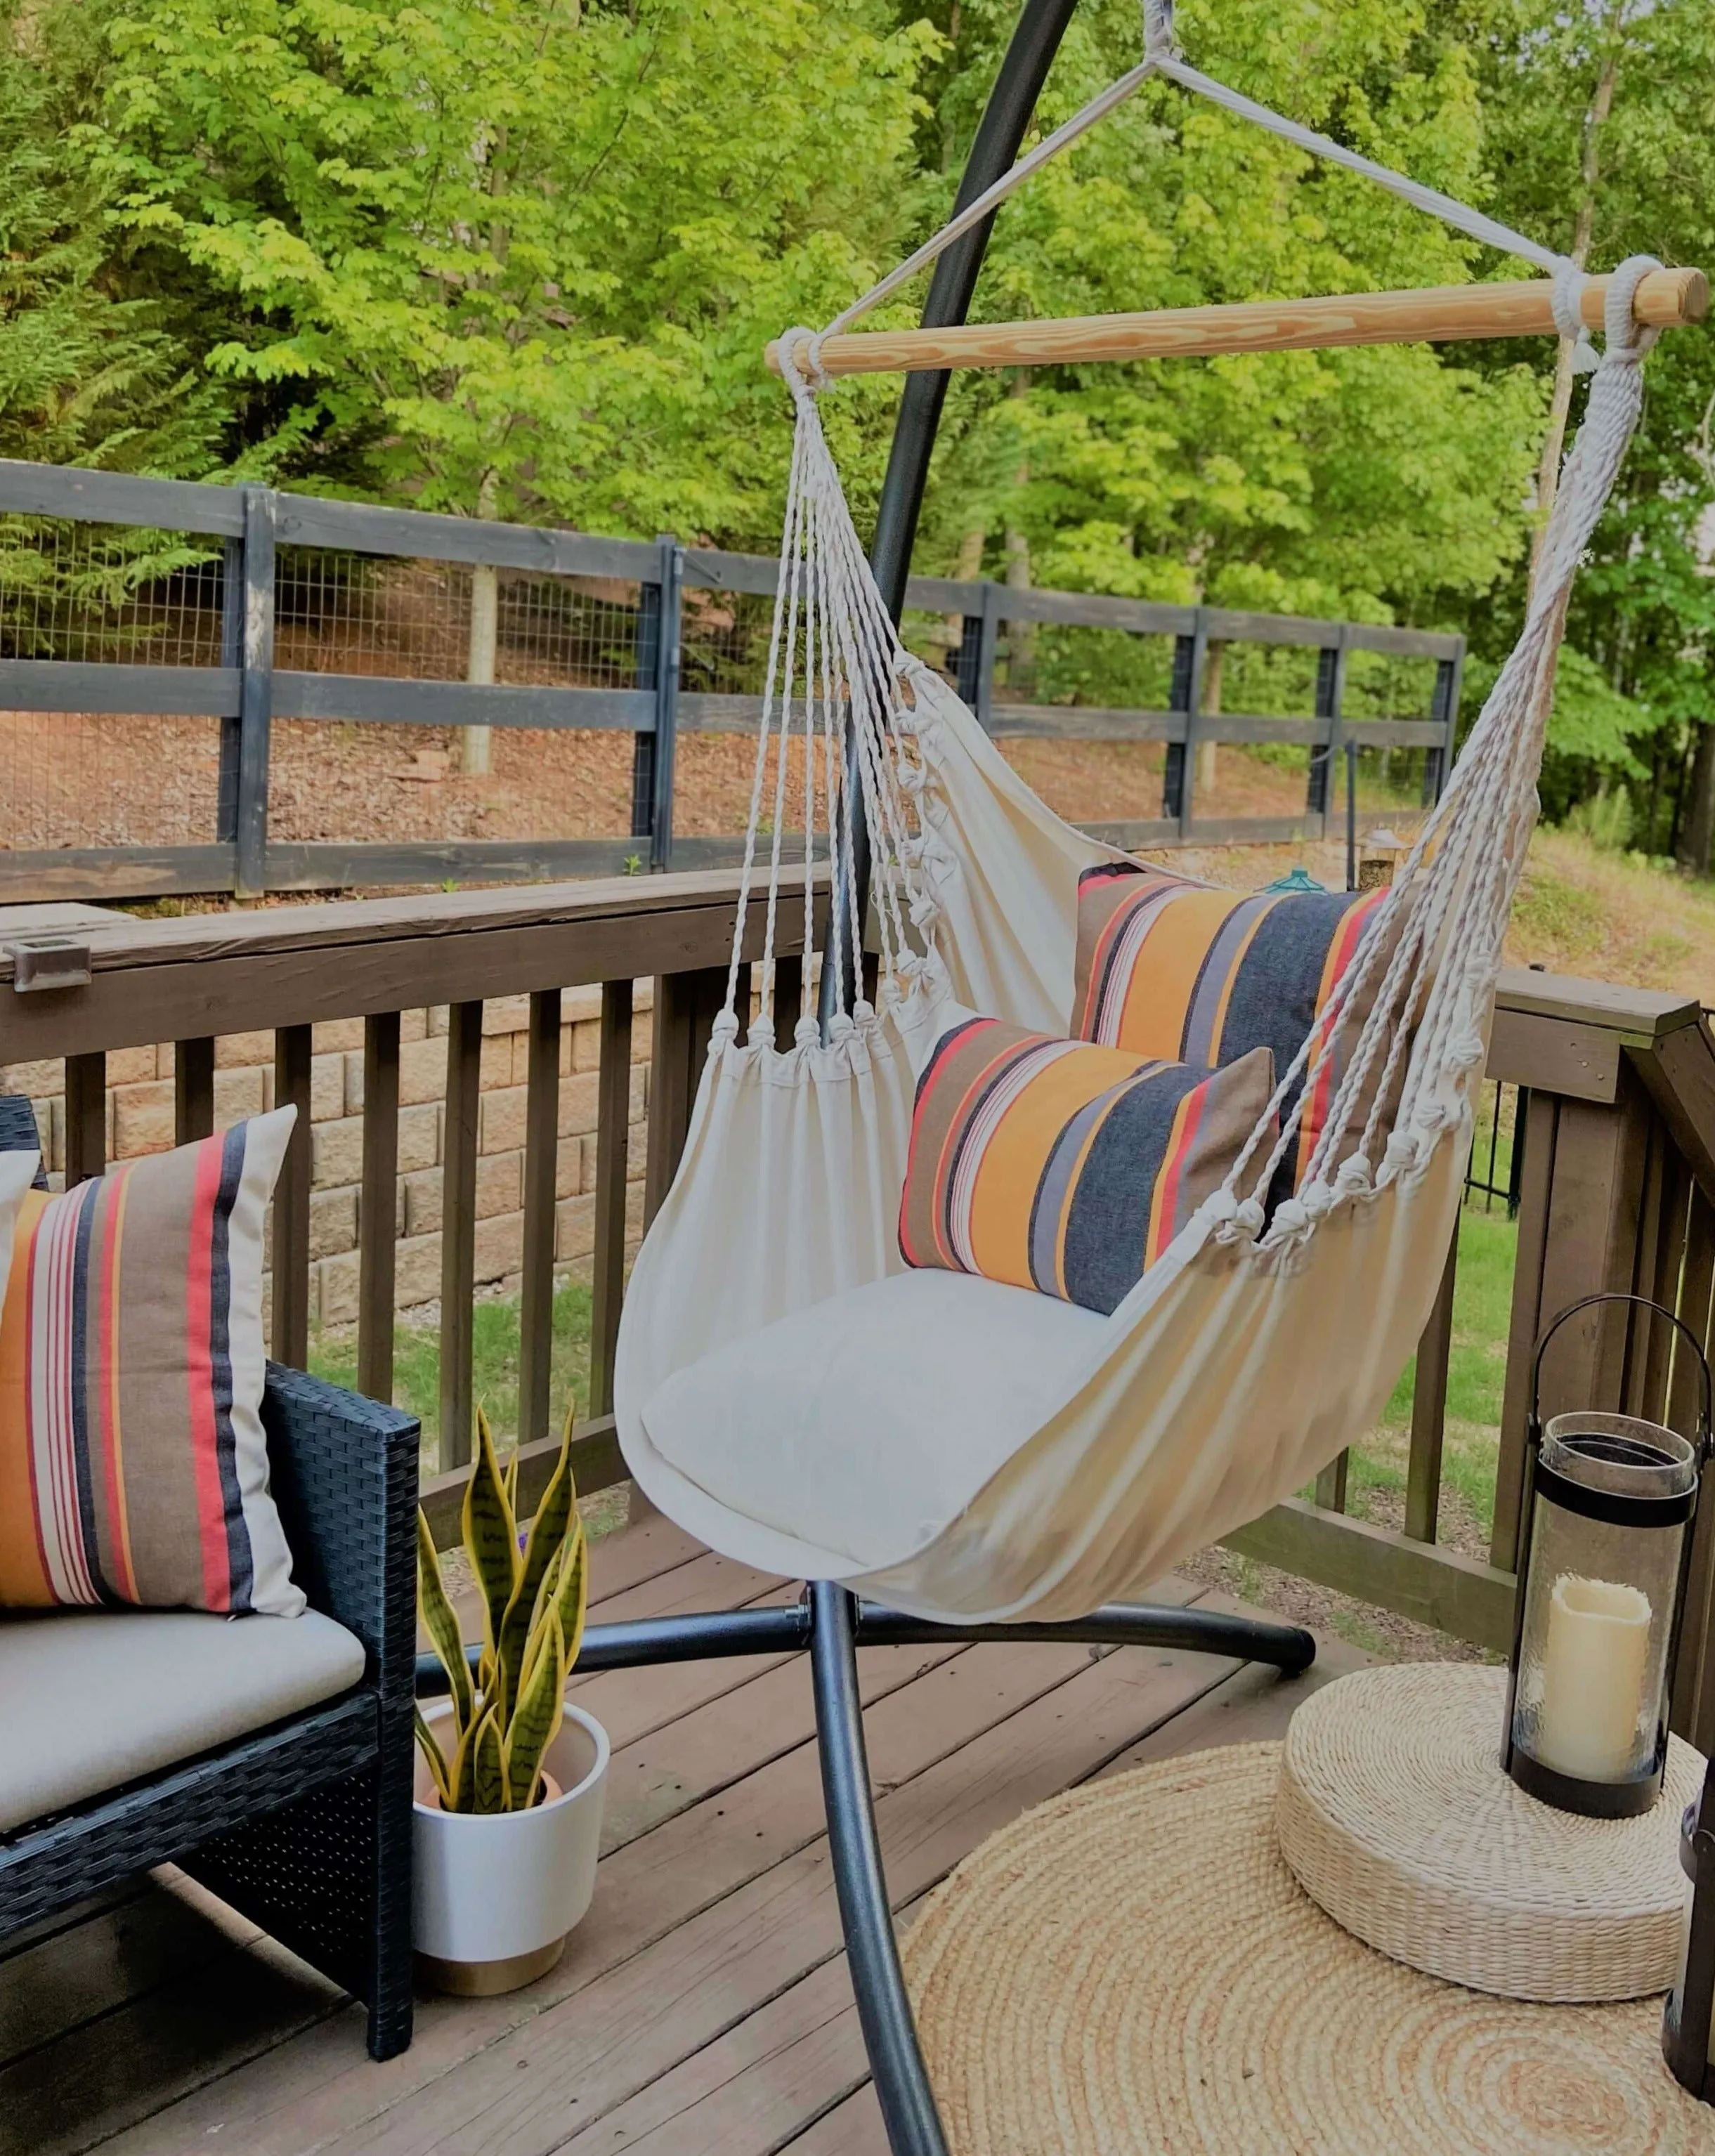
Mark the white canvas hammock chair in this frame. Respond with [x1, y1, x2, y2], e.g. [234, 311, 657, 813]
[615, 8, 1670, 1627]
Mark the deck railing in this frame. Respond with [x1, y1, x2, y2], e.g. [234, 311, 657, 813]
[7, 880, 1712, 1738]
[0, 457, 1461, 899]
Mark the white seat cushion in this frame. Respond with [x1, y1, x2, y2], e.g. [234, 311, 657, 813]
[0, 1608, 366, 1833]
[642, 1269, 1105, 1572]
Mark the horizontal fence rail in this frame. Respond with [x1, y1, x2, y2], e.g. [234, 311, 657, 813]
[5, 879, 1714, 1742]
[0, 459, 1462, 899]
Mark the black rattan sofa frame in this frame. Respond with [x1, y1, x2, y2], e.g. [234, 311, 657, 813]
[0, 1098, 419, 2063]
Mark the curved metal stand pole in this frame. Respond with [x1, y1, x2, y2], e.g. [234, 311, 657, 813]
[820, 0, 1085, 1032]
[810, 1581, 951, 2156]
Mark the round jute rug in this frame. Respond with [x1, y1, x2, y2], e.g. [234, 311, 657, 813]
[900, 1744, 1715, 2156]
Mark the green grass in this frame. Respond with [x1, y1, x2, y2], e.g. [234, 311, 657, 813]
[311, 1280, 594, 1466]
[1319, 1203, 1516, 1542]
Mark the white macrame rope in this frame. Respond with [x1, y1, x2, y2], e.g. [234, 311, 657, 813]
[1228, 256, 1659, 1238]
[733, 12, 1659, 1276]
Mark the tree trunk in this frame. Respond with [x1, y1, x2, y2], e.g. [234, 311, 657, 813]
[464, 469, 501, 778]
[1003, 372, 1035, 699]
[1531, 30, 1622, 584]
[1004, 513, 1033, 698]
[1679, 723, 1715, 877]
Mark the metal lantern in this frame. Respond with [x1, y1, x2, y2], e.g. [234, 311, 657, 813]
[1666, 1756, 1715, 2101]
[1502, 1293, 1712, 1820]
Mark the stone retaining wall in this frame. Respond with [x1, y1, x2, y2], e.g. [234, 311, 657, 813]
[1, 984, 655, 1332]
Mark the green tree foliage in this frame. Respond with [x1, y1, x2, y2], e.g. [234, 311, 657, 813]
[0, 0, 224, 473]
[5, 0, 1713, 854]
[906, 0, 1544, 630]
[85, 0, 936, 538]
[1434, 0, 1715, 842]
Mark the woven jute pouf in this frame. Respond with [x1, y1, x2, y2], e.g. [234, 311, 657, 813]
[1278, 1664, 1700, 2002]
[901, 1744, 1715, 2156]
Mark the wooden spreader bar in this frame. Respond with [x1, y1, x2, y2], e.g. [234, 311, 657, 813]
[768, 268, 1709, 379]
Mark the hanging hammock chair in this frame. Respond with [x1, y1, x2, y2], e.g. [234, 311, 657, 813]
[614, 7, 1680, 1629]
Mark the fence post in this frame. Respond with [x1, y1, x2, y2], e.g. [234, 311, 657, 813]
[650, 535, 682, 870]
[235, 485, 276, 897]
[629, 535, 682, 871]
[972, 582, 1003, 731]
[1305, 626, 1347, 825]
[1162, 608, 1208, 834]
[1427, 641, 1464, 804]
[217, 535, 244, 858]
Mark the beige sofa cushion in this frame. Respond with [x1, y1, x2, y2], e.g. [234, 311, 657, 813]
[0, 1607, 366, 1833]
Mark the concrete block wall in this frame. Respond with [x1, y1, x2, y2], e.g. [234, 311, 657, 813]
[1, 983, 656, 1333]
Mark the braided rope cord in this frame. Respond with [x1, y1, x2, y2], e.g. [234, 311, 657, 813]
[725, 10, 1659, 1261]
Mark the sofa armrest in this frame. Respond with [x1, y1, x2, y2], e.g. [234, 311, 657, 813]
[261, 1365, 419, 1712]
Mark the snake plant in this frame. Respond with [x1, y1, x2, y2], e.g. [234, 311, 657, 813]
[415, 1406, 589, 1813]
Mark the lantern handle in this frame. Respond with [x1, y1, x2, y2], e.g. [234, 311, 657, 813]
[1530, 1292, 1714, 1465]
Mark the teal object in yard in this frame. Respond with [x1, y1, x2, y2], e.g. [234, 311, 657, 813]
[1261, 866, 1327, 894]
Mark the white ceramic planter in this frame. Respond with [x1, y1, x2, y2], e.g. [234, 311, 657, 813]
[412, 1699, 609, 1996]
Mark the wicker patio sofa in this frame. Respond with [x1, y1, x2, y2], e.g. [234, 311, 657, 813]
[0, 1097, 421, 2060]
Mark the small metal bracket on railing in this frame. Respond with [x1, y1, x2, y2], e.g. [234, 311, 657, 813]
[8, 937, 92, 993]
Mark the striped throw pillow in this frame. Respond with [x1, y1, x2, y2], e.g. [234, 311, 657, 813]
[899, 1017, 1275, 1316]
[1074, 861, 1390, 1188]
[0, 1108, 305, 1616]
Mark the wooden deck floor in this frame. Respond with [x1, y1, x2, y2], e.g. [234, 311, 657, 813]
[3, 1513, 1365, 2156]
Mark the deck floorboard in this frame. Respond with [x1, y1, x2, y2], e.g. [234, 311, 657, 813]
[6, 1515, 1358, 2156]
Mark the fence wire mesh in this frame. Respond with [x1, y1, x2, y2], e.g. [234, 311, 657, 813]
[0, 473, 1461, 891]
[0, 517, 226, 850]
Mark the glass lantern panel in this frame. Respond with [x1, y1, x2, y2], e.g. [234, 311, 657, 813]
[1511, 1415, 1695, 1787]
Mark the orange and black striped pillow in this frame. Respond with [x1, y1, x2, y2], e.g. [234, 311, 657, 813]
[898, 1018, 1275, 1316]
[1073, 862, 1390, 1189]
[0, 1109, 305, 1615]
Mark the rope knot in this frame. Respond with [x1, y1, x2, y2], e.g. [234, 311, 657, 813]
[1550, 264, 1600, 377]
[776, 325, 832, 396]
[1234, 1196, 1267, 1239]
[1603, 255, 1665, 364]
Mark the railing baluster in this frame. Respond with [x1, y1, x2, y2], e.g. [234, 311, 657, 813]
[772, 955, 804, 1038]
[1632, 1135, 1689, 1422]
[1672, 1187, 1715, 1742]
[358, 1011, 400, 1405]
[271, 1024, 313, 1367]
[1491, 1088, 1560, 1572]
[174, 1037, 215, 1145]
[1312, 1451, 1349, 1514]
[63, 1052, 106, 1186]
[645, 966, 733, 1227]
[1404, 1229, 1460, 1543]
[519, 988, 561, 1449]
[438, 1000, 483, 1472]
[588, 979, 634, 1422]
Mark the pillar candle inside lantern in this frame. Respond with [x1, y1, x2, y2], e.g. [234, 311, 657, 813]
[1534, 1574, 1652, 1781]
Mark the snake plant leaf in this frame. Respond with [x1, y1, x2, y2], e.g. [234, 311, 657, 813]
[417, 1508, 473, 1737]
[496, 1417, 577, 1723]
[547, 1513, 589, 1673]
[469, 1699, 507, 1815]
[462, 1406, 519, 1663]
[505, 1609, 568, 1811]
[445, 1694, 486, 1812]
[413, 1705, 453, 1805]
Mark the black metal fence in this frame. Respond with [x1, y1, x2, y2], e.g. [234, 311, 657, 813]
[0, 459, 1463, 899]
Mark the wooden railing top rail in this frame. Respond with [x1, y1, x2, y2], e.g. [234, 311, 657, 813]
[0, 871, 813, 1058]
